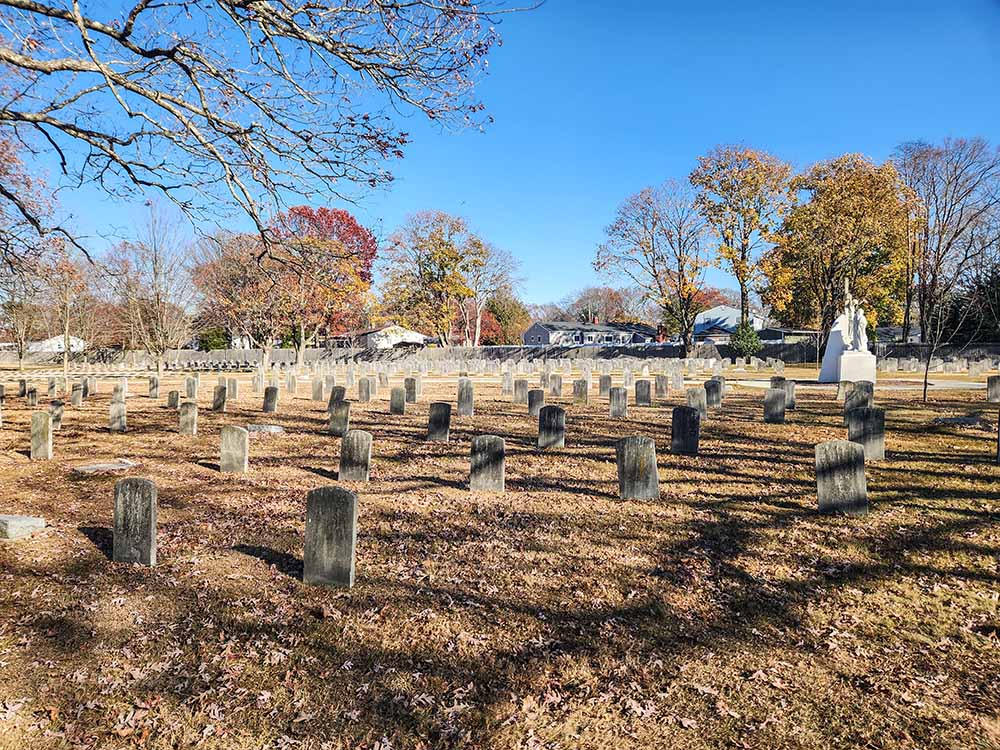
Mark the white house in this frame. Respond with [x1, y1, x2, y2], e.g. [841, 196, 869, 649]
[332, 324, 427, 349]
[693, 306, 766, 344]
[522, 321, 659, 346]
[27, 335, 87, 354]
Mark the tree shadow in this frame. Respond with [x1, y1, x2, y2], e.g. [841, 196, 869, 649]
[233, 543, 303, 580]
[77, 526, 112, 559]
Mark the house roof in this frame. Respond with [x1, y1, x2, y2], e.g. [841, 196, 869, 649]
[693, 305, 765, 335]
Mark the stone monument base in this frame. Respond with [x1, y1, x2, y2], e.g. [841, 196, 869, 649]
[837, 350, 877, 384]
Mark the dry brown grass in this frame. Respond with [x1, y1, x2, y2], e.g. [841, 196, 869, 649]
[0, 367, 998, 749]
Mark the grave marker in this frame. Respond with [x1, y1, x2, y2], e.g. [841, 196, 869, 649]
[113, 478, 157, 565]
[815, 440, 867, 515]
[30, 412, 52, 460]
[538, 405, 566, 450]
[615, 436, 659, 500]
[470, 435, 505, 492]
[427, 402, 452, 442]
[847, 406, 886, 461]
[339, 430, 372, 482]
[220, 425, 249, 473]
[303, 486, 358, 588]
[179, 401, 198, 435]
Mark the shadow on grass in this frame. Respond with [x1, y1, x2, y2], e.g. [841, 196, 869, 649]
[233, 543, 303, 580]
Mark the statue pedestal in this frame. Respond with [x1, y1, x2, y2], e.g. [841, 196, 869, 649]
[837, 350, 877, 384]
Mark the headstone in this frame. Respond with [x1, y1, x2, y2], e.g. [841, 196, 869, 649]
[185, 376, 197, 399]
[527, 388, 545, 417]
[635, 380, 651, 407]
[769, 376, 786, 389]
[212, 385, 228, 412]
[167, 390, 180, 409]
[328, 399, 351, 436]
[837, 380, 853, 401]
[763, 388, 786, 424]
[671, 406, 700, 455]
[18, 379, 26, 397]
[654, 374, 669, 400]
[109, 400, 127, 432]
[427, 402, 451, 442]
[457, 377, 474, 417]
[71, 383, 83, 407]
[704, 379, 722, 408]
[470, 435, 505, 492]
[312, 379, 325, 402]
[513, 379, 529, 404]
[30, 411, 52, 460]
[263, 386, 279, 413]
[783, 380, 797, 410]
[599, 374, 612, 397]
[847, 406, 886, 461]
[26, 387, 37, 407]
[113, 478, 157, 566]
[615, 436, 659, 500]
[220, 425, 249, 473]
[573, 379, 588, 404]
[686, 387, 708, 419]
[389, 387, 406, 415]
[537, 405, 566, 450]
[0, 515, 46, 540]
[987, 375, 1000, 404]
[179, 401, 198, 435]
[339, 430, 372, 482]
[815, 440, 867, 515]
[227, 378, 238, 399]
[148, 376, 159, 399]
[358, 378, 372, 403]
[548, 374, 562, 398]
[844, 381, 873, 424]
[49, 400, 64, 430]
[47, 378, 56, 398]
[609, 386, 628, 418]
[404, 377, 419, 403]
[303, 486, 358, 588]
[501, 371, 513, 397]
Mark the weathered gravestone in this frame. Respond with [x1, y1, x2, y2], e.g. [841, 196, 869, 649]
[0, 515, 46, 540]
[573, 379, 589, 404]
[548, 375, 563, 398]
[227, 378, 238, 399]
[635, 380, 652, 407]
[389, 387, 406, 415]
[30, 411, 52, 460]
[815, 440, 867, 515]
[113, 478, 157, 566]
[18, 379, 26, 397]
[764, 388, 786, 424]
[844, 381, 874, 425]
[609, 387, 628, 418]
[339, 429, 372, 482]
[847, 406, 886, 461]
[427, 402, 452, 442]
[111, 383, 125, 404]
[220, 425, 249, 473]
[179, 402, 198, 435]
[312, 379, 325, 402]
[304, 486, 358, 589]
[615, 436, 659, 500]
[770, 375, 786, 390]
[502, 372, 513, 397]
[404, 377, 419, 403]
[704, 379, 722, 408]
[167, 390, 180, 409]
[358, 378, 373, 403]
[328, 386, 347, 407]
[109, 401, 127, 433]
[654, 374, 669, 400]
[328, 400, 351, 437]
[26, 388, 37, 407]
[185, 377, 197, 399]
[212, 385, 228, 412]
[47, 379, 56, 398]
[837, 380, 853, 401]
[687, 387, 708, 419]
[457, 378, 474, 417]
[470, 435, 505, 492]
[987, 375, 1000, 404]
[513, 379, 529, 405]
[528, 389, 545, 417]
[537, 405, 566, 450]
[263, 386, 279, 413]
[671, 406, 700, 455]
[148, 376, 159, 399]
[50, 400, 64, 430]
[783, 380, 797, 410]
[599, 374, 612, 398]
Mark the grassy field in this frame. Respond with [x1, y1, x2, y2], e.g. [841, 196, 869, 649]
[0, 367, 998, 749]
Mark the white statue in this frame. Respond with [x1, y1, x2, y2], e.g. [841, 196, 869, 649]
[818, 279, 875, 383]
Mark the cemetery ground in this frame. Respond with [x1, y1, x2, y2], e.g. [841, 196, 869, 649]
[1, 368, 999, 750]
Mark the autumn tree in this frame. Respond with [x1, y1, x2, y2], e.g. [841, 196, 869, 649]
[0, 259, 44, 367]
[270, 207, 377, 365]
[458, 242, 519, 346]
[893, 138, 1000, 400]
[595, 181, 711, 353]
[381, 212, 480, 345]
[690, 145, 792, 327]
[762, 154, 913, 348]
[485, 290, 532, 344]
[0, 1, 513, 258]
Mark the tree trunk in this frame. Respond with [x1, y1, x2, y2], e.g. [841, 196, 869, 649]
[295, 320, 306, 369]
[740, 283, 750, 327]
[474, 304, 484, 347]
[62, 315, 70, 384]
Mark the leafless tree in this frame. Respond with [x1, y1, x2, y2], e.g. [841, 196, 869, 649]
[460, 242, 519, 346]
[0, 0, 518, 256]
[0, 259, 44, 367]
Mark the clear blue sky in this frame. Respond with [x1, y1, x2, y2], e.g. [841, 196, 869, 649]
[58, 0, 1000, 304]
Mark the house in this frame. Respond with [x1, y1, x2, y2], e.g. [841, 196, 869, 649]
[330, 324, 427, 349]
[522, 321, 659, 346]
[693, 305, 766, 344]
[26, 335, 87, 354]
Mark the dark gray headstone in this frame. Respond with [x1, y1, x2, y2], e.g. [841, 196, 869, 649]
[427, 402, 451, 442]
[71, 383, 83, 406]
[227, 378, 238, 399]
[470, 435, 505, 492]
[312, 379, 325, 402]
[782, 380, 796, 410]
[212, 385, 227, 412]
[47, 378, 56, 398]
[185, 377, 197, 399]
[599, 374, 612, 397]
[18, 379, 26, 397]
[769, 375, 786, 389]
[609, 386, 628, 418]
[179, 401, 198, 435]
[30, 411, 52, 460]
[404, 377, 419, 403]
[109, 400, 127, 432]
[654, 374, 669, 400]
[815, 440, 867, 515]
[327, 386, 347, 407]
[389, 387, 406, 415]
[671, 406, 701, 455]
[987, 375, 1000, 404]
[548, 374, 563, 397]
[26, 387, 37, 407]
[844, 382, 873, 424]
[635, 380, 651, 407]
[304, 486, 357, 588]
[263, 386, 279, 413]
[220, 425, 249, 473]
[167, 390, 180, 409]
[457, 377, 474, 417]
[537, 405, 566, 450]
[513, 379, 529, 404]
[704, 379, 722, 408]
[573, 378, 588, 404]
[358, 378, 372, 403]
[764, 388, 786, 424]
[847, 406, 885, 461]
[615, 436, 659, 500]
[328, 399, 351, 437]
[528, 388, 545, 417]
[148, 376, 159, 399]
[339, 429, 372, 482]
[113, 478, 157, 566]
[687, 387, 708, 419]
[50, 400, 64, 431]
